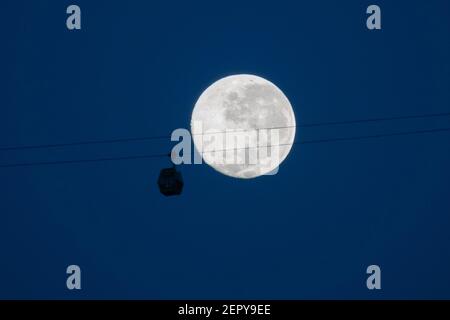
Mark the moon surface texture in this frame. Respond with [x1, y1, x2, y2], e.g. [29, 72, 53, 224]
[191, 74, 296, 179]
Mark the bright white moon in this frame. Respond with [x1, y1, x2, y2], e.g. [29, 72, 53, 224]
[191, 74, 296, 178]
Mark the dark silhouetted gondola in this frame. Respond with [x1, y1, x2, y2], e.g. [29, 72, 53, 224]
[157, 166, 183, 196]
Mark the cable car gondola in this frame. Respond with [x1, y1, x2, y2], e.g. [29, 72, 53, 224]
[157, 166, 183, 196]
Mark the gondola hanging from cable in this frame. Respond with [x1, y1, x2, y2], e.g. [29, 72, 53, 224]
[157, 165, 184, 196]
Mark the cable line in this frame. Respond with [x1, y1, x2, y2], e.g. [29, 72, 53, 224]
[0, 134, 171, 152]
[0, 153, 168, 168]
[298, 111, 450, 128]
[1, 126, 449, 168]
[200, 126, 450, 154]
[1, 111, 449, 152]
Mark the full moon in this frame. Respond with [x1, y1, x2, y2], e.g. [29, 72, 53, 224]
[190, 74, 296, 178]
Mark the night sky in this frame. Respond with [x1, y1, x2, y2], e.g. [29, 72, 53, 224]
[1, 0, 449, 299]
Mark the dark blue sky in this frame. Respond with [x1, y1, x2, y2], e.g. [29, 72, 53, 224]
[0, 0, 449, 299]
